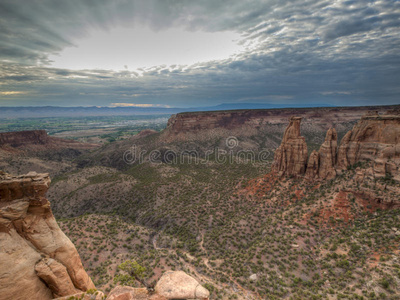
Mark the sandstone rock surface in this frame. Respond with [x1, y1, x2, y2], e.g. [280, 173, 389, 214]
[155, 270, 210, 299]
[35, 258, 79, 298]
[272, 117, 308, 177]
[305, 150, 319, 180]
[0, 172, 95, 299]
[107, 286, 150, 300]
[305, 128, 338, 180]
[277, 111, 400, 182]
[318, 128, 338, 180]
[54, 291, 105, 300]
[336, 113, 400, 181]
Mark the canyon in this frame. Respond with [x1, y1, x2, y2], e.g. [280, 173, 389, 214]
[1, 106, 400, 299]
[0, 171, 210, 300]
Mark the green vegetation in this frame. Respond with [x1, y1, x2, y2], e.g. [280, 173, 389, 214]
[55, 159, 400, 299]
[114, 260, 150, 288]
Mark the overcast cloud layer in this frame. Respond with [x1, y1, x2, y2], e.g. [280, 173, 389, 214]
[0, 0, 399, 107]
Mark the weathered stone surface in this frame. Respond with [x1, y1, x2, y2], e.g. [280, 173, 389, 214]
[304, 128, 337, 181]
[336, 130, 353, 172]
[272, 117, 308, 177]
[318, 128, 338, 180]
[336, 112, 400, 181]
[305, 150, 319, 180]
[0, 172, 95, 300]
[155, 271, 210, 299]
[249, 274, 258, 282]
[277, 112, 400, 182]
[0, 227, 53, 300]
[107, 286, 149, 300]
[54, 291, 105, 300]
[35, 258, 79, 298]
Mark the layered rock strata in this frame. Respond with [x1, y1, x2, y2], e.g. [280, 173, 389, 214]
[336, 112, 400, 181]
[275, 111, 400, 182]
[272, 117, 308, 177]
[0, 130, 98, 153]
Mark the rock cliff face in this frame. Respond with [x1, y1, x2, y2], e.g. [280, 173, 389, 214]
[317, 128, 338, 180]
[272, 117, 308, 177]
[336, 112, 400, 181]
[0, 130, 50, 147]
[305, 150, 319, 180]
[162, 106, 399, 142]
[0, 171, 95, 299]
[275, 111, 400, 182]
[0, 130, 98, 153]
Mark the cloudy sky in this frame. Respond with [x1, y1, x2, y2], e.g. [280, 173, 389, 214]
[0, 0, 399, 108]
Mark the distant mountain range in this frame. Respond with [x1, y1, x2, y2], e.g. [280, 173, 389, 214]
[193, 102, 335, 111]
[0, 103, 336, 118]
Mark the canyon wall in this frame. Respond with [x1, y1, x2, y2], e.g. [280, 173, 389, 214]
[0, 171, 95, 299]
[0, 130, 98, 153]
[336, 111, 400, 181]
[162, 106, 400, 142]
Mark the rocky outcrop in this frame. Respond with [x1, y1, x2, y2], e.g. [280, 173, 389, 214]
[0, 130, 98, 153]
[318, 128, 338, 180]
[305, 150, 319, 180]
[54, 291, 105, 300]
[155, 270, 210, 299]
[35, 258, 79, 298]
[336, 112, 400, 181]
[305, 128, 338, 180]
[272, 117, 308, 177]
[0, 130, 50, 147]
[104, 271, 209, 300]
[0, 171, 95, 299]
[276, 111, 400, 182]
[107, 286, 150, 300]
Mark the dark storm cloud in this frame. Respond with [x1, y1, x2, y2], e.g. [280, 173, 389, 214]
[0, 0, 399, 106]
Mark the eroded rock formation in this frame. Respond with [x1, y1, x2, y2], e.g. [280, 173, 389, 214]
[305, 150, 319, 180]
[272, 117, 308, 177]
[276, 111, 400, 182]
[336, 112, 400, 181]
[318, 128, 338, 180]
[0, 171, 95, 299]
[305, 128, 338, 180]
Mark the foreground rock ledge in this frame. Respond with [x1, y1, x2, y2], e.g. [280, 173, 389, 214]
[155, 271, 210, 299]
[0, 171, 95, 300]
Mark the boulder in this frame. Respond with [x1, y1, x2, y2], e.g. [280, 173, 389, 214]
[155, 271, 210, 299]
[249, 274, 258, 282]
